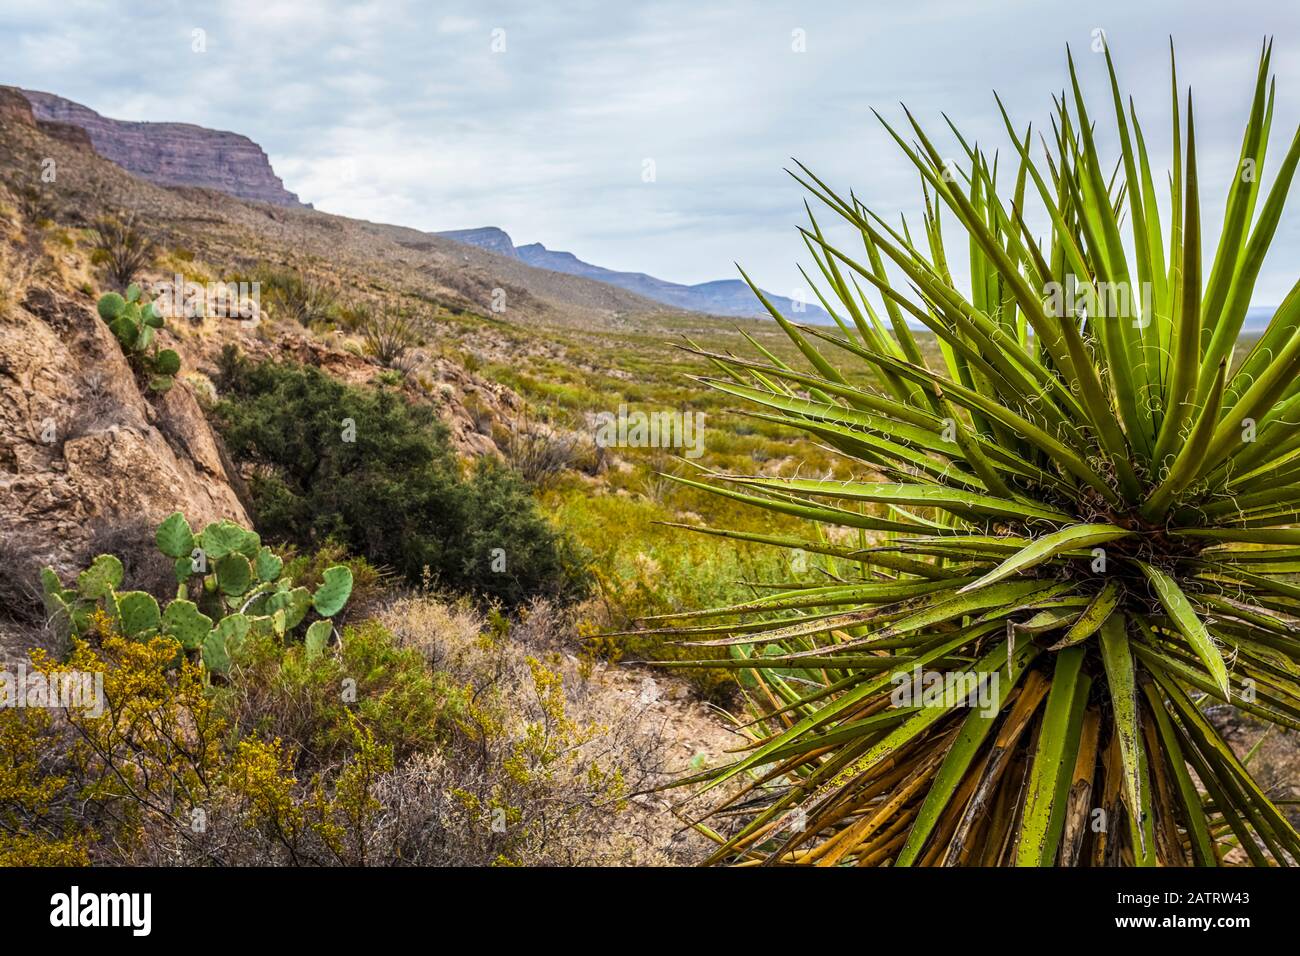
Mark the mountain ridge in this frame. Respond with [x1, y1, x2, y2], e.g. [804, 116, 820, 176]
[436, 226, 829, 322]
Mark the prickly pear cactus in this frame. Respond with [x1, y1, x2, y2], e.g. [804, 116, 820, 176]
[43, 511, 354, 679]
[96, 284, 181, 393]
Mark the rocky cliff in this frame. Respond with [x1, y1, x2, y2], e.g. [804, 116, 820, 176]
[0, 87, 93, 150]
[0, 87, 33, 126]
[18, 89, 308, 208]
[0, 285, 251, 578]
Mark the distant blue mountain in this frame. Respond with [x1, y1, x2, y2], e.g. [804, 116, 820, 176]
[435, 227, 830, 322]
[1243, 305, 1275, 333]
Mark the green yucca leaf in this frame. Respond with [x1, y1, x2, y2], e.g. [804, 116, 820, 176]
[1015, 645, 1091, 866]
[1137, 561, 1230, 696]
[1144, 357, 1226, 519]
[1051, 580, 1122, 649]
[1098, 614, 1157, 864]
[958, 523, 1132, 594]
[647, 41, 1300, 867]
[716, 475, 1071, 522]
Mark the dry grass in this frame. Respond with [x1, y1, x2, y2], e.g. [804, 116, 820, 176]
[373, 595, 709, 865]
[0, 592, 719, 866]
[498, 413, 590, 489]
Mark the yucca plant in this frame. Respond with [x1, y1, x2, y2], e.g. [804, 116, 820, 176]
[648, 41, 1300, 866]
[91, 214, 157, 290]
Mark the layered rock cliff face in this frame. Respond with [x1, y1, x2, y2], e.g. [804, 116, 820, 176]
[19, 89, 307, 207]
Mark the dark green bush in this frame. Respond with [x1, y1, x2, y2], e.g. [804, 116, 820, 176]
[213, 348, 589, 608]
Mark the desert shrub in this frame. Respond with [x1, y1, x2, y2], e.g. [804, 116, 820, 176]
[360, 303, 422, 372]
[498, 413, 585, 489]
[0, 596, 694, 866]
[0, 620, 392, 866]
[213, 350, 589, 607]
[256, 266, 338, 326]
[212, 618, 446, 769]
[90, 215, 156, 289]
[370, 596, 692, 865]
[0, 705, 90, 866]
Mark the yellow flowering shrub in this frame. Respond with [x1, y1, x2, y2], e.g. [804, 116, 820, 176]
[3, 593, 690, 866]
[0, 706, 90, 865]
[0, 611, 406, 865]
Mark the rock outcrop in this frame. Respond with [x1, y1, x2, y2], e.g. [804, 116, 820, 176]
[0, 285, 250, 576]
[0, 87, 33, 126]
[18, 88, 308, 208]
[0, 86, 90, 149]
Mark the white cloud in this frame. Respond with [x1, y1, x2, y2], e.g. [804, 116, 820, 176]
[2, 0, 1300, 303]
[437, 15, 478, 35]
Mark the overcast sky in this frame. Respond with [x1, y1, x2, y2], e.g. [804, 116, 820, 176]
[4, 0, 1300, 307]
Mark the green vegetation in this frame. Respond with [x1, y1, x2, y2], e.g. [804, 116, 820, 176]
[213, 349, 589, 608]
[90, 215, 156, 289]
[97, 285, 181, 392]
[647, 44, 1300, 865]
[41, 512, 353, 676]
[359, 301, 422, 372]
[2, 593, 655, 866]
[253, 265, 339, 326]
[451, 318, 872, 698]
[11, 32, 1299, 873]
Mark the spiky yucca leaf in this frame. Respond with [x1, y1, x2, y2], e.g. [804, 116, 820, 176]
[654, 41, 1300, 866]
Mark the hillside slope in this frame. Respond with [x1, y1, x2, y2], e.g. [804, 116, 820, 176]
[3, 87, 784, 327]
[0, 96, 682, 329]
